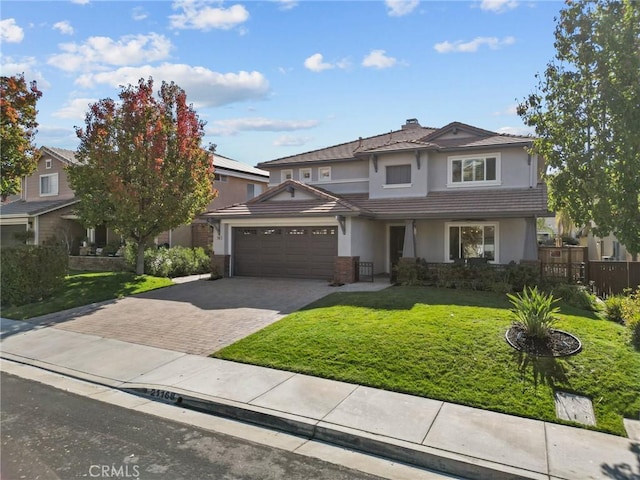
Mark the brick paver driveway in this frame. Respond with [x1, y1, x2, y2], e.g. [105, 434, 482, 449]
[25, 277, 388, 356]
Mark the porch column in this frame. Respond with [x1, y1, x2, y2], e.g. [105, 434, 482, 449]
[522, 217, 538, 261]
[402, 219, 416, 258]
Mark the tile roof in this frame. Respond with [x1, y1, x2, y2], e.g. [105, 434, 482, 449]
[0, 198, 79, 217]
[258, 120, 533, 167]
[206, 183, 549, 220]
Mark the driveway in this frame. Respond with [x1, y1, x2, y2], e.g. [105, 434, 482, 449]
[24, 277, 389, 356]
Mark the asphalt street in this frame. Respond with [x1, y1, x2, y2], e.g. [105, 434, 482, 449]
[0, 373, 388, 480]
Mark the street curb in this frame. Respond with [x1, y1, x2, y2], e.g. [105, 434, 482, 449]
[122, 383, 547, 480]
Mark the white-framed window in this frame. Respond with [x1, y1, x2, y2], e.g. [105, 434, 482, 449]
[448, 153, 500, 187]
[45, 159, 52, 169]
[318, 166, 331, 182]
[445, 222, 498, 263]
[385, 164, 411, 186]
[214, 173, 228, 182]
[39, 173, 58, 196]
[300, 168, 312, 182]
[281, 169, 293, 182]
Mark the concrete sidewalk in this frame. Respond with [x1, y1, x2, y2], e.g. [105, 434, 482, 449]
[1, 318, 637, 480]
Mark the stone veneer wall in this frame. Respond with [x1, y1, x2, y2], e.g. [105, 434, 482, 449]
[69, 256, 128, 272]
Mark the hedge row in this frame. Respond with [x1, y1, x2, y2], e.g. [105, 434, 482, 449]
[1, 246, 68, 306]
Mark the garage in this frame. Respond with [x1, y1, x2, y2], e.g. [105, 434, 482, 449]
[233, 226, 337, 279]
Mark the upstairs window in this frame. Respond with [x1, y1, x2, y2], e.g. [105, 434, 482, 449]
[40, 173, 58, 196]
[281, 169, 293, 182]
[214, 173, 228, 182]
[246, 183, 262, 200]
[45, 159, 52, 169]
[300, 168, 312, 182]
[318, 166, 331, 182]
[449, 154, 500, 186]
[385, 164, 411, 186]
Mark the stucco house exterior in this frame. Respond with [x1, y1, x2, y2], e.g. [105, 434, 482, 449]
[158, 154, 268, 249]
[0, 147, 268, 252]
[206, 120, 550, 282]
[0, 147, 85, 250]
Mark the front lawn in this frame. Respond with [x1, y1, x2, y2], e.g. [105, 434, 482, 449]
[214, 286, 639, 436]
[1, 271, 174, 320]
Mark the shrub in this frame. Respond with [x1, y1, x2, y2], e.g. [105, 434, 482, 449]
[124, 243, 210, 277]
[552, 283, 600, 311]
[507, 286, 560, 341]
[621, 288, 640, 350]
[505, 262, 540, 292]
[604, 295, 626, 324]
[1, 245, 68, 306]
[395, 260, 426, 286]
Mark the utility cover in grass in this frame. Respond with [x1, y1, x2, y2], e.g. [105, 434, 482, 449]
[555, 391, 596, 426]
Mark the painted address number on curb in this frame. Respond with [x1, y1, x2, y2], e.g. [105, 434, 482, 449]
[147, 389, 178, 401]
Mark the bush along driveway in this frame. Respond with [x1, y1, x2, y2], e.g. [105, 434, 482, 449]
[214, 286, 640, 436]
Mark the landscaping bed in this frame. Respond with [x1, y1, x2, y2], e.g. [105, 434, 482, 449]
[213, 286, 640, 436]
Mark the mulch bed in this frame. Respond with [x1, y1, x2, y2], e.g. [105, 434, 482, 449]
[505, 323, 582, 357]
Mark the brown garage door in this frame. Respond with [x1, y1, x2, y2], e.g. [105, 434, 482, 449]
[233, 226, 337, 280]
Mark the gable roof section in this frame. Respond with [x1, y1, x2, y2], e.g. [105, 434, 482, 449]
[0, 198, 79, 218]
[205, 180, 370, 219]
[258, 120, 533, 167]
[257, 124, 438, 168]
[41, 146, 78, 165]
[205, 182, 549, 221]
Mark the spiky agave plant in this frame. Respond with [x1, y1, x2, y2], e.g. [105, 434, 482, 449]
[507, 286, 560, 341]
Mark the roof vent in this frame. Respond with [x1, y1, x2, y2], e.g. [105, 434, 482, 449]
[402, 118, 421, 129]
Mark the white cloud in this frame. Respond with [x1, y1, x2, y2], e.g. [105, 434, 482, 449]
[479, 0, 518, 13]
[209, 117, 318, 136]
[385, 0, 419, 17]
[48, 33, 173, 72]
[132, 7, 148, 21]
[304, 53, 333, 72]
[276, 0, 298, 11]
[0, 57, 50, 89]
[52, 97, 98, 119]
[169, 1, 249, 31]
[71, 0, 90, 4]
[75, 64, 270, 108]
[0, 18, 24, 43]
[273, 135, 313, 147]
[434, 36, 515, 53]
[303, 53, 349, 72]
[53, 21, 74, 35]
[362, 50, 397, 69]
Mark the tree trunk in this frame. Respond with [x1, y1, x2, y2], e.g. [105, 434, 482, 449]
[136, 241, 146, 275]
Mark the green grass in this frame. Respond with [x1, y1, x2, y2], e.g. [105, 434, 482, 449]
[1, 271, 174, 320]
[214, 286, 640, 436]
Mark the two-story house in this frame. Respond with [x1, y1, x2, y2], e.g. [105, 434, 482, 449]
[205, 120, 549, 282]
[0, 147, 268, 253]
[157, 153, 269, 249]
[0, 147, 85, 249]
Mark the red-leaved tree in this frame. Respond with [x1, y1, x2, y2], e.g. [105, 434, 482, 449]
[68, 78, 216, 274]
[0, 74, 43, 200]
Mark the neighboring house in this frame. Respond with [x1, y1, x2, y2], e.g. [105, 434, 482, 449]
[157, 154, 268, 249]
[0, 147, 85, 250]
[205, 119, 549, 282]
[0, 147, 268, 253]
[579, 228, 636, 262]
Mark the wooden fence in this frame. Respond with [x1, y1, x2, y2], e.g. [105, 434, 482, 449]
[588, 261, 640, 297]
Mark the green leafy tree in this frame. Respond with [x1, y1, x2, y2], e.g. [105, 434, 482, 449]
[518, 0, 640, 258]
[0, 74, 43, 200]
[68, 78, 216, 274]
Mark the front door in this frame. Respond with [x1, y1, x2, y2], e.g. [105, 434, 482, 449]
[389, 225, 405, 273]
